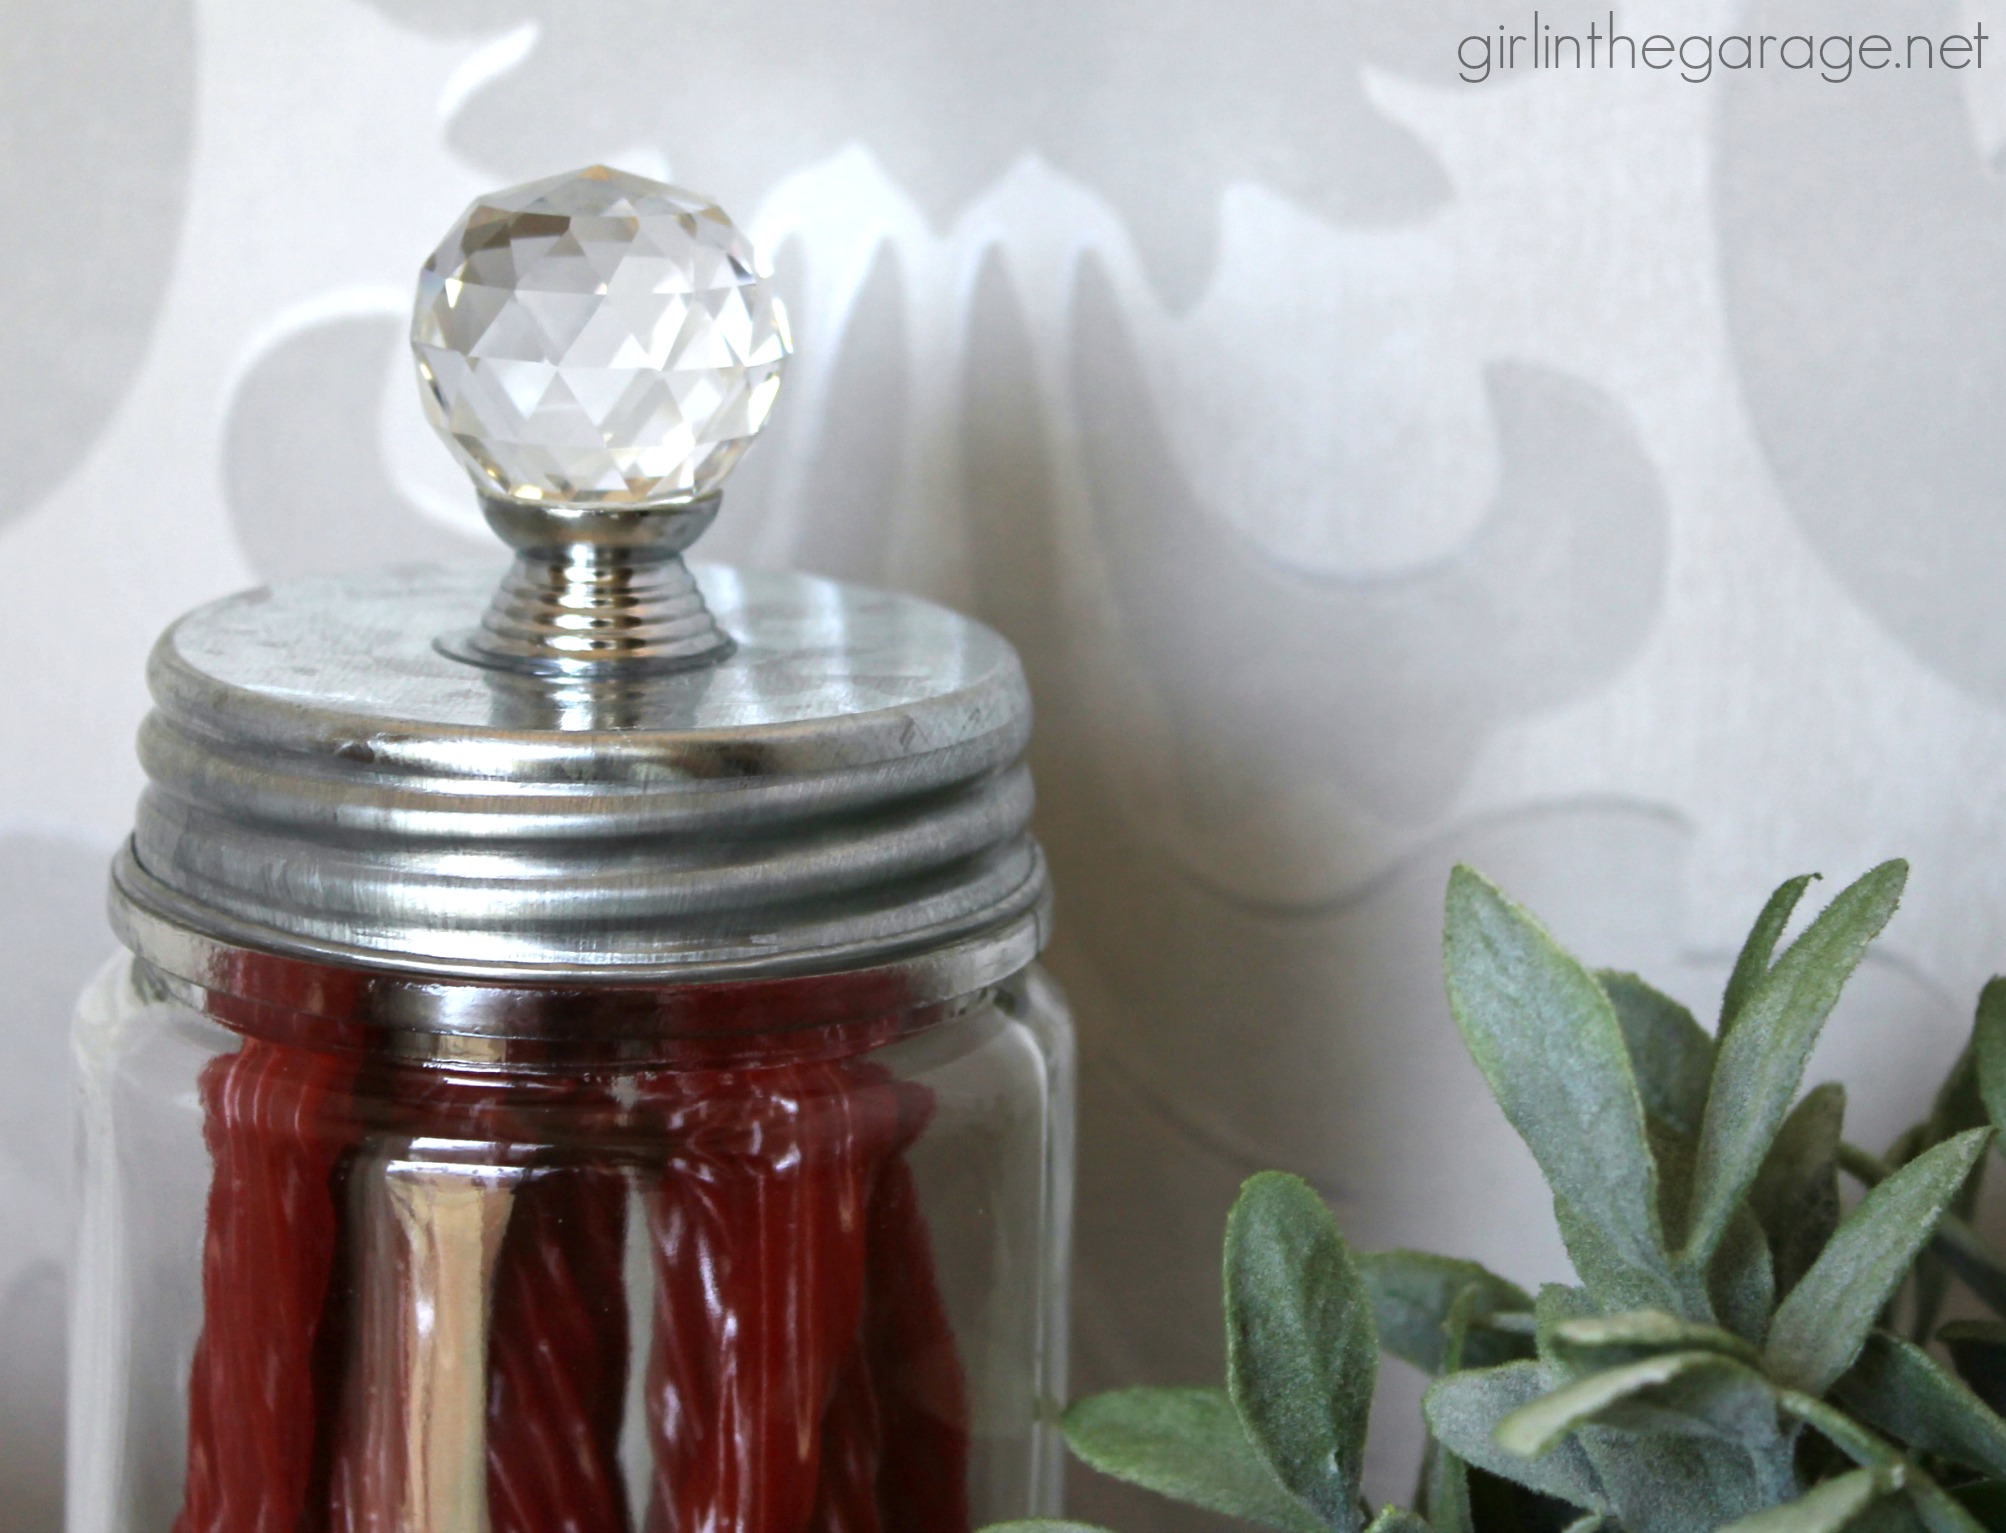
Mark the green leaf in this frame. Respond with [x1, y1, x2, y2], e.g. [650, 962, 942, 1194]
[1420, 1291, 1481, 1533]
[1496, 1350, 1771, 1458]
[1551, 1196, 1691, 1316]
[1711, 1200, 1778, 1345]
[1938, 1321, 2006, 1416]
[1600, 970, 1715, 1138]
[1360, 1249, 1532, 1375]
[1930, 1218, 2006, 1319]
[1686, 862, 1908, 1270]
[1750, 1083, 1847, 1297]
[1767, 1128, 1990, 1394]
[1837, 1330, 2006, 1479]
[1783, 1387, 1911, 1466]
[1225, 1172, 1376, 1533]
[1425, 1362, 1608, 1512]
[1526, 1343, 1795, 1513]
[1546, 1310, 1761, 1372]
[1977, 979, 2006, 1145]
[1715, 1466, 1899, 1533]
[1913, 1032, 1993, 1342]
[1907, 1483, 1991, 1533]
[1581, 1433, 1778, 1533]
[1926, 1042, 1989, 1144]
[1597, 1363, 1785, 1456]
[1780, 1394, 1986, 1533]
[1721, 873, 1819, 1036]
[1840, 1143, 2006, 1319]
[1062, 1387, 1326, 1533]
[1444, 868, 1679, 1313]
[981, 1524, 1122, 1533]
[1534, 1282, 1604, 1360]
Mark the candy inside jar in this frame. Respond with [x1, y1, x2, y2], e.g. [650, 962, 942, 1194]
[80, 954, 1066, 1532]
[69, 167, 1071, 1533]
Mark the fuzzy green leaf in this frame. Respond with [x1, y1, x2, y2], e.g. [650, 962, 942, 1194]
[1496, 1350, 1772, 1458]
[1533, 1283, 1604, 1358]
[1547, 1310, 1761, 1372]
[1425, 1362, 1608, 1512]
[1767, 1128, 1990, 1394]
[1782, 1387, 1908, 1467]
[1938, 1322, 2006, 1416]
[1686, 862, 1907, 1269]
[1420, 1288, 1487, 1533]
[1551, 1196, 1691, 1316]
[1780, 1394, 1984, 1533]
[1711, 1201, 1779, 1345]
[1421, 1444, 1468, 1533]
[1907, 1483, 1990, 1533]
[1837, 1330, 2006, 1479]
[1912, 1043, 1990, 1341]
[1600, 970, 1715, 1138]
[1929, 1218, 2006, 1318]
[1592, 1365, 1785, 1458]
[1926, 1043, 1989, 1145]
[1062, 1387, 1325, 1533]
[1444, 868, 1679, 1312]
[1715, 1466, 1898, 1533]
[1526, 1290, 1794, 1523]
[1360, 1249, 1532, 1376]
[1975, 980, 2006, 1142]
[1750, 1083, 1847, 1297]
[1580, 1433, 1781, 1533]
[1527, 1338, 1796, 1518]
[1721, 874, 1819, 1036]
[982, 1524, 1121, 1532]
[1226, 1172, 1376, 1533]
[1839, 1143, 2006, 1319]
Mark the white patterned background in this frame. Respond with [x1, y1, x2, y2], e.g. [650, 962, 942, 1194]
[7, 1, 2006, 1526]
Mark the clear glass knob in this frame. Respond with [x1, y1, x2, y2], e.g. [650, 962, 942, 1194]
[410, 166, 791, 676]
[413, 164, 790, 507]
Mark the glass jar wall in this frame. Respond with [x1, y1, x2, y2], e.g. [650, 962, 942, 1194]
[68, 946, 1073, 1533]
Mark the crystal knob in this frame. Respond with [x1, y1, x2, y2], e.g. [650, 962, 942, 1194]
[411, 165, 791, 676]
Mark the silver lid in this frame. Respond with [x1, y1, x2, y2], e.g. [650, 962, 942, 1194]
[111, 167, 1047, 1001]
[114, 563, 1045, 988]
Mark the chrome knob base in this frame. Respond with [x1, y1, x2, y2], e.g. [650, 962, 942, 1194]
[437, 493, 732, 676]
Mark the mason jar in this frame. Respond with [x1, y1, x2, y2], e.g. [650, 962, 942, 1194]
[66, 167, 1073, 1533]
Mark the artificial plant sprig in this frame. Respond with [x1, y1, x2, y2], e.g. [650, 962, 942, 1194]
[991, 860, 2006, 1533]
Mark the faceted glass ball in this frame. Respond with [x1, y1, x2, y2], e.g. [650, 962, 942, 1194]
[412, 166, 791, 507]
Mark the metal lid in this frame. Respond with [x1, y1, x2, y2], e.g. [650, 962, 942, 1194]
[114, 561, 1043, 988]
[111, 167, 1047, 1002]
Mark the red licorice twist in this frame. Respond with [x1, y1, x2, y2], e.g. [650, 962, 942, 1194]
[173, 1038, 361, 1533]
[639, 1053, 906, 1533]
[174, 971, 973, 1533]
[640, 1044, 970, 1533]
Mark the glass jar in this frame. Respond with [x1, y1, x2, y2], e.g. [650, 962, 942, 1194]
[68, 167, 1073, 1532]
[70, 949, 1071, 1532]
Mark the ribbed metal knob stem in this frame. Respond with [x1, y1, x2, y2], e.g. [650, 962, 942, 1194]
[438, 492, 733, 676]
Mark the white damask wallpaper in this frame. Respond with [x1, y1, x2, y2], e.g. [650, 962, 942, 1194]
[5, 1, 2006, 1527]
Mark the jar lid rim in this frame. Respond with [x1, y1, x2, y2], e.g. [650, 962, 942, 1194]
[112, 842, 1050, 1037]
